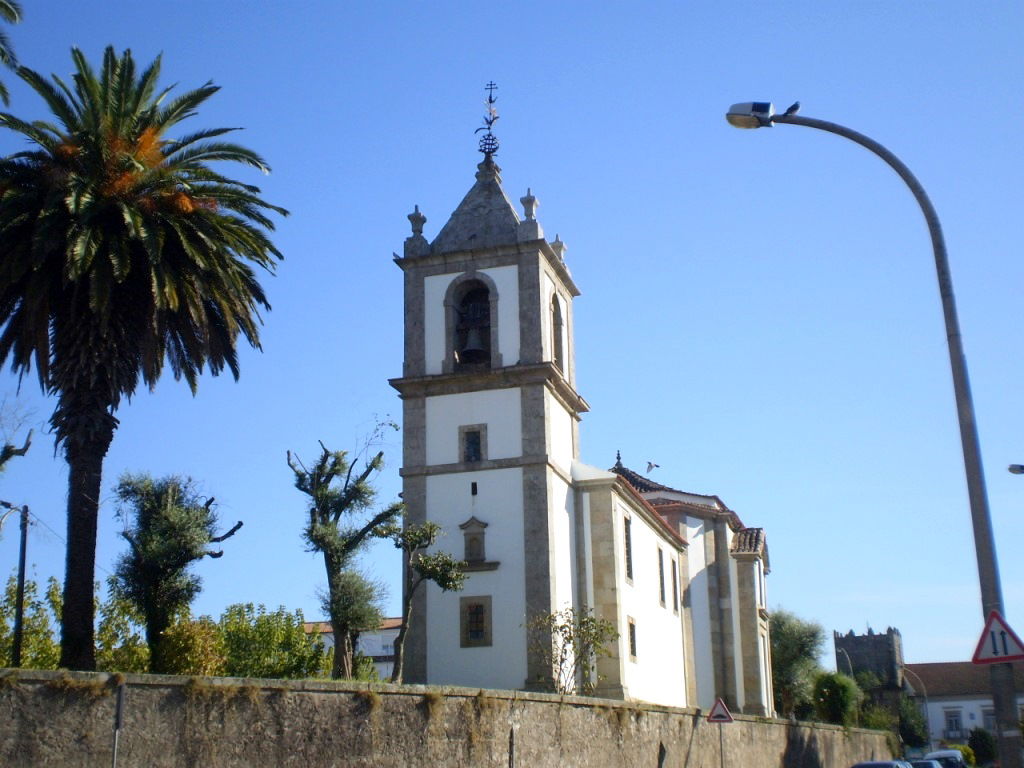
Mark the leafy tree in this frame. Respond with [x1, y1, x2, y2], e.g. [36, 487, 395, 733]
[769, 609, 825, 718]
[0, 572, 59, 668]
[967, 727, 995, 766]
[0, 427, 28, 477]
[220, 603, 327, 679]
[898, 695, 929, 749]
[0, 46, 285, 670]
[0, 0, 20, 105]
[159, 615, 226, 676]
[813, 671, 862, 726]
[112, 473, 242, 673]
[94, 579, 148, 673]
[524, 607, 619, 694]
[288, 437, 402, 679]
[317, 569, 385, 679]
[382, 520, 465, 684]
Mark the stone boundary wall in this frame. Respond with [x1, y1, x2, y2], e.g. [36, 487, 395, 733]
[1, 669, 891, 767]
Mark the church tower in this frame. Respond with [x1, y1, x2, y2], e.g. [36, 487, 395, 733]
[390, 100, 588, 688]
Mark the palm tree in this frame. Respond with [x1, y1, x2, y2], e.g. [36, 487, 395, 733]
[0, 47, 287, 670]
[0, 0, 21, 105]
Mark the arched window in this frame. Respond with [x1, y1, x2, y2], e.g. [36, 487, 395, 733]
[454, 281, 491, 366]
[550, 294, 565, 372]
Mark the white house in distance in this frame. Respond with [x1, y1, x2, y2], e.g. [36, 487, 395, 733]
[388, 131, 774, 713]
[304, 618, 401, 680]
[904, 661, 1024, 753]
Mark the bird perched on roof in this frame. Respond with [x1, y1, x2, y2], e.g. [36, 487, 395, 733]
[783, 101, 800, 116]
[646, 461, 660, 473]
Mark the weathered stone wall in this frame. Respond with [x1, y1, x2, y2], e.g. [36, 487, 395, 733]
[1, 669, 891, 768]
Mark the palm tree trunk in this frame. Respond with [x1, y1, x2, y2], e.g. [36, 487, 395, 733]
[59, 433, 111, 670]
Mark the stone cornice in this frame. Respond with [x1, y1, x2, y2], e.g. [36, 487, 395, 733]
[389, 362, 590, 417]
[400, 453, 574, 487]
[394, 240, 580, 297]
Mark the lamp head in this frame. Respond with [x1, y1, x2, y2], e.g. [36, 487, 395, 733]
[726, 102, 775, 129]
[1009, 464, 1024, 474]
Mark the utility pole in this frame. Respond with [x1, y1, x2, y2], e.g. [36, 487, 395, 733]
[11, 504, 28, 667]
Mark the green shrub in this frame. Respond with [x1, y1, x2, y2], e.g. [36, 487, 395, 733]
[812, 671, 862, 726]
[967, 728, 994, 765]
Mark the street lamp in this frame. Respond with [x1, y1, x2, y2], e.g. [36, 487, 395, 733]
[1008, 465, 1024, 475]
[901, 664, 933, 751]
[726, 101, 1021, 768]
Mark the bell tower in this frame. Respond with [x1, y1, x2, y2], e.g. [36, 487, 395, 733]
[390, 89, 588, 688]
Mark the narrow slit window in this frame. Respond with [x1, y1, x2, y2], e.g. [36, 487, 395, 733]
[658, 548, 666, 606]
[628, 617, 637, 660]
[671, 559, 679, 612]
[624, 517, 633, 581]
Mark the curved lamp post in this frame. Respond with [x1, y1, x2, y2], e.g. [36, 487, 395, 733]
[726, 101, 1021, 768]
[901, 664, 933, 750]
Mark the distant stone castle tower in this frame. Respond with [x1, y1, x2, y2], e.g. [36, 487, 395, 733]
[834, 626, 905, 693]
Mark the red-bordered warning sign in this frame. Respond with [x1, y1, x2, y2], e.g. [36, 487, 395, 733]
[972, 611, 1024, 664]
[707, 697, 734, 723]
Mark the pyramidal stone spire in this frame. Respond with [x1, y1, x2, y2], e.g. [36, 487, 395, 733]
[430, 154, 523, 254]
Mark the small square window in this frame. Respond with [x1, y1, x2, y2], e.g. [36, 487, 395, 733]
[459, 424, 488, 464]
[460, 596, 492, 648]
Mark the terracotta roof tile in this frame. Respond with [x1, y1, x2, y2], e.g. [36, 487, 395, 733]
[730, 527, 765, 555]
[904, 661, 1024, 697]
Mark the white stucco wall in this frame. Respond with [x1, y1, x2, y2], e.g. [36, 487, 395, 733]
[423, 266, 520, 375]
[550, 474, 576, 614]
[424, 467, 527, 689]
[425, 388, 522, 465]
[615, 498, 688, 708]
[545, 390, 575, 472]
[686, 515, 715, 709]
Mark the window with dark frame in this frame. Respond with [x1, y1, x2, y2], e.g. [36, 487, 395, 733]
[658, 548, 666, 606]
[624, 516, 633, 581]
[628, 618, 637, 660]
[460, 596, 493, 648]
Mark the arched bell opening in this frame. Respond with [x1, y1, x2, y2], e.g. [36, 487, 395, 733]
[455, 282, 491, 366]
[443, 272, 501, 373]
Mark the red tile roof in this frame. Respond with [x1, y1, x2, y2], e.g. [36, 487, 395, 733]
[304, 617, 402, 635]
[904, 661, 1024, 697]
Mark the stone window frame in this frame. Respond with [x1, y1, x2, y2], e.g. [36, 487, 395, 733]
[627, 616, 637, 661]
[443, 271, 502, 373]
[657, 547, 666, 607]
[623, 516, 634, 583]
[459, 423, 488, 464]
[460, 595, 493, 648]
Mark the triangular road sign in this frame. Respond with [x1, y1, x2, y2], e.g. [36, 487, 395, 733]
[707, 697, 734, 723]
[972, 611, 1024, 664]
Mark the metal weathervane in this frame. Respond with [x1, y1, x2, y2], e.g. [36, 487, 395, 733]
[476, 81, 499, 156]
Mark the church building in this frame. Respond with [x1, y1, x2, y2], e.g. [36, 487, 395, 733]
[389, 114, 773, 714]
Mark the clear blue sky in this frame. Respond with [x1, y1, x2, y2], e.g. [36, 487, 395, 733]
[0, 0, 1021, 667]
